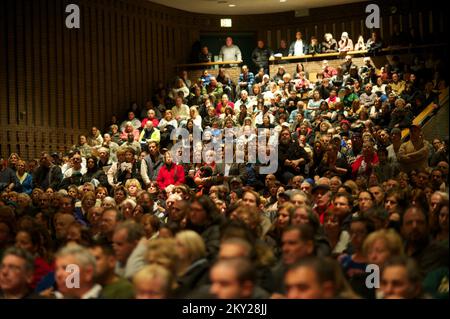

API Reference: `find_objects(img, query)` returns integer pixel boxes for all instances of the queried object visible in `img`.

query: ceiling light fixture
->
[228,4,236,7]
[280,0,287,2]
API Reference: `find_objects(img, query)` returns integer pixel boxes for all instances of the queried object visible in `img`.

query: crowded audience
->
[0,30,448,300]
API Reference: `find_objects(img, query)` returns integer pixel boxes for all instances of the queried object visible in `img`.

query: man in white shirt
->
[289,32,306,56]
[219,37,242,66]
[63,153,87,178]
[234,90,250,115]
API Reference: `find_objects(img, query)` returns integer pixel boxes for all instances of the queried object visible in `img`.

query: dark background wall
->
[199,32,256,68]
[1,0,447,159]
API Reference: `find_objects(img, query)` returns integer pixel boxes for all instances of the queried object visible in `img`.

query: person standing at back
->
[289,32,307,57]
[219,37,242,67]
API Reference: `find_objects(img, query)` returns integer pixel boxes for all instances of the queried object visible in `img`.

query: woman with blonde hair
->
[354,35,366,51]
[101,196,116,209]
[173,230,209,297]
[189,106,202,128]
[8,153,21,170]
[15,160,33,195]
[133,264,175,299]
[158,110,178,131]
[362,228,404,267]
[124,178,142,200]
[147,238,179,276]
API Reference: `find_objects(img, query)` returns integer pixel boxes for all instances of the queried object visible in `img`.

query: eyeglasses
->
[0,264,23,272]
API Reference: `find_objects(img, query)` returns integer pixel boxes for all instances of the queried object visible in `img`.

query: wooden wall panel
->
[103,7,112,125]
[116,8,125,118]
[109,8,118,120]
[90,5,99,129]
[0,1,7,160]
[55,0,64,139]
[7,0,17,127]
[23,0,33,159]
[74,3,83,131]
[97,7,106,128]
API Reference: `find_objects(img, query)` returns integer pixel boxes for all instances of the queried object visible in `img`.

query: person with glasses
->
[357,190,375,214]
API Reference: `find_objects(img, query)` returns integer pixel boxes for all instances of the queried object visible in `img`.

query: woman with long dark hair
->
[384,188,408,231]
[185,195,224,261]
[15,225,53,289]
[81,156,107,187]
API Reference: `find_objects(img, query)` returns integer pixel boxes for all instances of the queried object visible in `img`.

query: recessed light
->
[228,4,236,7]
[280,0,287,2]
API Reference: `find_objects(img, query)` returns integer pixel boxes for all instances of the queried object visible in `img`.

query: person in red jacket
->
[351,140,379,179]
[156,151,185,189]
[14,226,53,290]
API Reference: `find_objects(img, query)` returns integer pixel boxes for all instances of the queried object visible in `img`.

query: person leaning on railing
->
[322,33,338,53]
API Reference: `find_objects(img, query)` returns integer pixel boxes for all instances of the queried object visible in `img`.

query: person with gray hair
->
[338,32,354,52]
[289,189,311,207]
[112,220,145,279]
[54,244,102,299]
[0,247,35,299]
[322,33,338,53]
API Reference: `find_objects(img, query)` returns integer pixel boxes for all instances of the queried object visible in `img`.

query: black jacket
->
[322,39,338,53]
[278,140,310,176]
[173,258,210,298]
[306,43,322,55]
[252,46,273,69]
[0,167,20,192]
[33,165,63,190]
